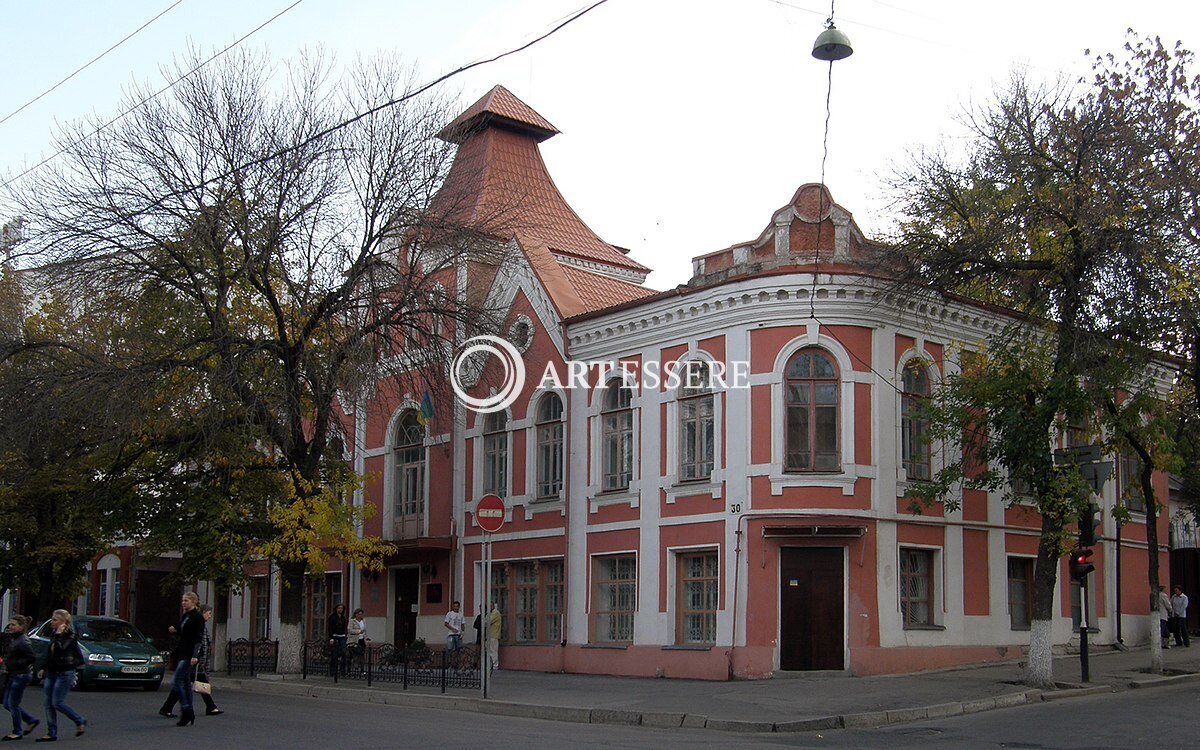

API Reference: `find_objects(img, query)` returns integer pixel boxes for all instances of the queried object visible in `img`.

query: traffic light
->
[1069,548,1095,581]
[1078,502,1101,546]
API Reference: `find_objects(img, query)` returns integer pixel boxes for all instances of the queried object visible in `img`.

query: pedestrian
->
[2,615,39,741]
[444,601,464,664]
[327,604,348,677]
[472,613,482,645]
[348,608,368,658]
[160,591,204,726]
[36,610,87,741]
[1157,585,1173,649]
[486,602,501,672]
[159,604,222,717]
[1170,585,1190,648]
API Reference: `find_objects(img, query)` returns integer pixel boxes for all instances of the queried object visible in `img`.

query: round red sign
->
[475,493,506,533]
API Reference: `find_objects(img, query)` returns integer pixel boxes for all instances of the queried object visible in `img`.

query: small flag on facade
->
[417,390,434,426]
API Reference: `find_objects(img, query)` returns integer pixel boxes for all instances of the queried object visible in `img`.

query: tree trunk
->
[1142,459,1164,674]
[1023,514,1061,688]
[276,560,306,673]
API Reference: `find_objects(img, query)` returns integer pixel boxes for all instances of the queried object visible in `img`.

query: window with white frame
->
[393,410,426,519]
[676,550,718,645]
[536,393,564,499]
[899,547,935,628]
[483,411,508,498]
[601,384,634,492]
[1117,451,1146,512]
[901,361,932,481]
[1007,557,1033,629]
[592,555,636,643]
[679,362,715,481]
[784,348,840,472]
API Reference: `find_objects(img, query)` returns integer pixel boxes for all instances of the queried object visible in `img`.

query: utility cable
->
[0,0,187,129]
[1,0,304,190]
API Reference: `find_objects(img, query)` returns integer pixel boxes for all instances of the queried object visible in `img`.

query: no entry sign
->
[476,493,506,533]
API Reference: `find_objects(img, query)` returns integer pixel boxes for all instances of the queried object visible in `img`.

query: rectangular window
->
[395,445,424,517]
[99,582,108,618]
[679,396,715,481]
[899,548,935,628]
[1007,557,1033,629]
[515,563,539,643]
[483,432,508,498]
[676,551,718,645]
[250,577,269,640]
[544,561,564,643]
[490,564,509,644]
[901,398,931,481]
[593,555,636,643]
[1118,452,1146,513]
[537,421,564,498]
[602,412,634,491]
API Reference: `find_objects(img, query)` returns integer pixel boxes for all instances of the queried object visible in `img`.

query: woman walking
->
[158,604,221,718]
[37,610,86,742]
[2,615,38,741]
[327,604,348,677]
[161,592,204,727]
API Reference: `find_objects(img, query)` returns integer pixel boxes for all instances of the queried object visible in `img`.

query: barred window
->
[593,555,636,643]
[899,548,934,627]
[676,551,718,644]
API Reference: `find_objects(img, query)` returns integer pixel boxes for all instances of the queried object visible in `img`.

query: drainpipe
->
[561,318,572,659]
[1115,520,1123,644]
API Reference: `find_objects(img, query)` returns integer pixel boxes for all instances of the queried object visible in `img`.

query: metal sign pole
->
[1080,576,1090,682]
[482,534,491,699]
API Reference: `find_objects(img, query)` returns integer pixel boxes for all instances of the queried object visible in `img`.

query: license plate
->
[121,666,149,674]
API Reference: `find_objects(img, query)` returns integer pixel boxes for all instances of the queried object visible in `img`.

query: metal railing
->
[301,641,481,692]
[226,638,279,675]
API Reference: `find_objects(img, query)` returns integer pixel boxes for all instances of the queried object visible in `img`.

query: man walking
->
[444,601,464,666]
[1170,585,1190,647]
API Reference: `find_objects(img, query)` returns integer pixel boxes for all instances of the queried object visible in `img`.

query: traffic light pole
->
[1080,576,1090,683]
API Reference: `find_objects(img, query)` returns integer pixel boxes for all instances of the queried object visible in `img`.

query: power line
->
[0,0,187,129]
[2,0,611,213]
[1,0,304,190]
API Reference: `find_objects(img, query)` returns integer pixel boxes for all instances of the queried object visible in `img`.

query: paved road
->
[7,681,1196,749]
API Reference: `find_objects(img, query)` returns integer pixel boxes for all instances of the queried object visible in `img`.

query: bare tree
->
[3,49,515,668]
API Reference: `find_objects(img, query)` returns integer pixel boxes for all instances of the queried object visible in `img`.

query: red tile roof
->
[438,85,560,144]
[559,263,657,313]
[432,87,651,317]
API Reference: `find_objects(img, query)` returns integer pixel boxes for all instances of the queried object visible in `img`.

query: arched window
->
[536,393,564,499]
[483,411,508,498]
[901,361,931,481]
[393,411,426,533]
[601,383,634,491]
[784,349,839,472]
[678,361,714,481]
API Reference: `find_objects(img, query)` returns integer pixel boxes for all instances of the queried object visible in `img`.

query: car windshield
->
[76,620,145,642]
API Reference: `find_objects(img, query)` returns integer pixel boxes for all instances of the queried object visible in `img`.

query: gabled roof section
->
[432,86,652,318]
[437,85,560,144]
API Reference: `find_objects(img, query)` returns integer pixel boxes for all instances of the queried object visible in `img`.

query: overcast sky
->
[1,1,1194,288]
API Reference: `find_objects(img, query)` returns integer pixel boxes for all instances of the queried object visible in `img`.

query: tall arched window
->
[393,410,425,537]
[784,349,839,472]
[602,383,634,491]
[901,361,931,481]
[536,393,564,499]
[679,361,714,481]
[483,411,508,498]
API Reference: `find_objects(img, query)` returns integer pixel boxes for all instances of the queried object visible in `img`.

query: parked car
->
[29,616,165,691]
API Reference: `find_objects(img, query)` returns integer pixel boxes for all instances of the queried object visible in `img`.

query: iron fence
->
[227,638,279,675]
[302,640,481,692]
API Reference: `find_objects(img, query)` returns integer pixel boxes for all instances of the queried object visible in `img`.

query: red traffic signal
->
[1069,548,1095,580]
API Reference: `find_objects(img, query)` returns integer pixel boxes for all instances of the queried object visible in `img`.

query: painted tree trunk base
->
[1150,613,1164,675]
[276,621,303,674]
[1022,618,1055,688]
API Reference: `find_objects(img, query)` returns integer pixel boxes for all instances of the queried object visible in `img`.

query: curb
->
[1127,671,1200,690]
[221,677,1110,734]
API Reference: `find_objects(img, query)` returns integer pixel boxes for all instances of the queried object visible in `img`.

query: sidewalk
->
[223,645,1200,733]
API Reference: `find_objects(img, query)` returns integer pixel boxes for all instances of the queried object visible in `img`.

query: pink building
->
[224,86,1171,679]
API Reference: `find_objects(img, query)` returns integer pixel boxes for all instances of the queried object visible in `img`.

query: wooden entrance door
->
[392,568,419,647]
[779,547,844,670]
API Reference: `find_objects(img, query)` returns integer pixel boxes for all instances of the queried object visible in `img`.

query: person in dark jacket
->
[2,615,38,740]
[36,610,87,741]
[161,592,204,727]
[327,604,348,677]
[159,604,221,717]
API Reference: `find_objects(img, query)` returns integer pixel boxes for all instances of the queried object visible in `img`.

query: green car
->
[30,616,165,691]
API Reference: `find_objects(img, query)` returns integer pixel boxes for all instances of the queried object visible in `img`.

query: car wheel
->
[143,681,162,692]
